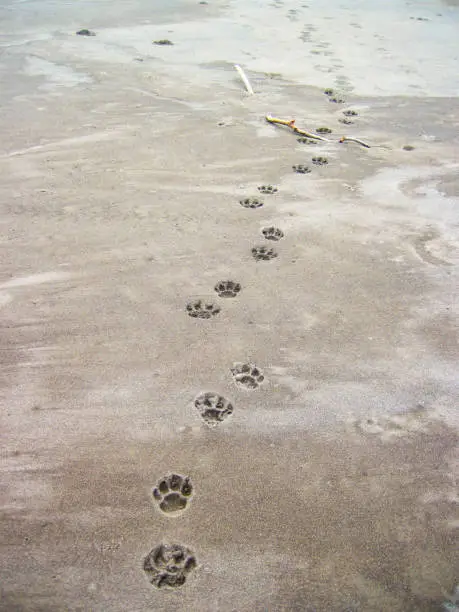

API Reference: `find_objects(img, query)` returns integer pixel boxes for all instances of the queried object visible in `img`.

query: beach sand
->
[1,0,458,610]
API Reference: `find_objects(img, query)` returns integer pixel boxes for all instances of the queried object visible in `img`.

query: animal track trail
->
[258,184,278,194]
[194,391,234,426]
[231,362,265,390]
[251,245,278,261]
[262,226,284,241]
[214,280,241,298]
[143,543,197,588]
[186,299,221,319]
[240,197,263,209]
[292,164,311,174]
[152,474,193,514]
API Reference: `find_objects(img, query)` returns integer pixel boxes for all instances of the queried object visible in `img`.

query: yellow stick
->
[265,115,329,141]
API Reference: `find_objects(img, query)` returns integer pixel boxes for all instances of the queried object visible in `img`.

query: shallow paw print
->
[339,118,354,125]
[316,126,332,134]
[343,109,358,117]
[297,137,319,145]
[292,164,311,174]
[152,474,193,514]
[329,94,346,103]
[251,245,278,261]
[323,88,334,96]
[312,156,328,166]
[257,184,278,194]
[186,300,220,319]
[355,408,432,441]
[214,280,241,298]
[240,197,263,209]
[231,362,265,390]
[143,543,197,589]
[194,391,234,426]
[262,226,284,241]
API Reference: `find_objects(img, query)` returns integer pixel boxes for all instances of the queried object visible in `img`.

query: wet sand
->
[1,1,459,610]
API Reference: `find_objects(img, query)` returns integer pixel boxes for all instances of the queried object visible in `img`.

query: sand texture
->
[1,0,459,610]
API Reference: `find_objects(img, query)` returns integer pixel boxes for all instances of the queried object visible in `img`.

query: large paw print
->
[257,185,278,194]
[297,137,319,145]
[292,164,311,174]
[262,226,284,241]
[231,362,265,390]
[251,245,278,261]
[152,474,193,514]
[214,280,241,298]
[312,156,328,166]
[143,543,197,589]
[240,197,263,209]
[186,300,220,319]
[194,391,234,426]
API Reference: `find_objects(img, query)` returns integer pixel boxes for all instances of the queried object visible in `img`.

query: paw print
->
[186,300,220,319]
[194,391,234,426]
[339,118,354,125]
[231,362,265,390]
[292,164,311,174]
[240,197,263,209]
[152,474,193,514]
[316,126,332,134]
[214,280,241,298]
[312,156,328,166]
[251,245,278,261]
[329,94,346,103]
[143,543,197,589]
[257,185,278,194]
[262,226,284,241]
[343,109,358,116]
[297,137,319,145]
[323,88,334,96]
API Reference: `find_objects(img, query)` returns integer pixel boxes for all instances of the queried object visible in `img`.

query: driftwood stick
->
[234,64,254,95]
[265,115,329,141]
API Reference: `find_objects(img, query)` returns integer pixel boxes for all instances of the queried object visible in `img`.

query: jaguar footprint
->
[143,543,197,588]
[186,300,220,319]
[231,362,265,390]
[152,474,193,514]
[262,226,284,241]
[214,280,241,298]
[252,245,278,261]
[194,391,234,426]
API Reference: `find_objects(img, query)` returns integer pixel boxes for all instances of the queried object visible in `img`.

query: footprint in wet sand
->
[297,137,319,145]
[186,300,221,319]
[251,245,278,261]
[343,109,358,117]
[152,474,193,514]
[258,185,278,194]
[339,118,354,125]
[316,126,332,134]
[194,391,234,426]
[262,226,284,241]
[214,280,241,298]
[354,406,435,441]
[143,543,197,588]
[412,228,452,266]
[231,362,265,390]
[292,164,311,174]
[312,156,328,166]
[240,197,264,209]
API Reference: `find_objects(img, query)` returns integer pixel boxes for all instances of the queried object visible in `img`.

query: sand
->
[1,0,459,610]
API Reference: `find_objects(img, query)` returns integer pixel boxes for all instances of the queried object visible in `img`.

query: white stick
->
[234,64,254,95]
